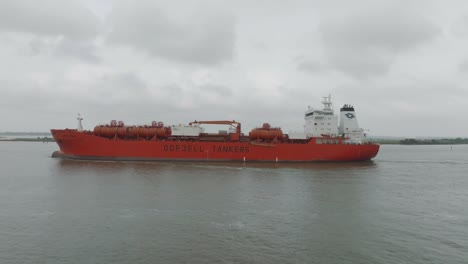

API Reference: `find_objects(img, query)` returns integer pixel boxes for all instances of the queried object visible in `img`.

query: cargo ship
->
[51,96,379,162]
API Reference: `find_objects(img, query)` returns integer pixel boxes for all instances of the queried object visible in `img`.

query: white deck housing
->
[171,125,204,136]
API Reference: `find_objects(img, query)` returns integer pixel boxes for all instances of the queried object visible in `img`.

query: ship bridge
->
[304,95,338,138]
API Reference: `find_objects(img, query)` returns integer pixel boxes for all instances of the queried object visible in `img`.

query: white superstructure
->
[304,95,338,137]
[299,96,367,143]
[172,124,204,136]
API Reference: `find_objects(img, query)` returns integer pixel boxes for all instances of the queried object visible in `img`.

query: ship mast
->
[322,95,333,113]
[77,113,83,132]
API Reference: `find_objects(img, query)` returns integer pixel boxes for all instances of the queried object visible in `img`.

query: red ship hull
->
[51,129,379,162]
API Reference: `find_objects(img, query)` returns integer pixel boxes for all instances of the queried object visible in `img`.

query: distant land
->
[1,132,467,145]
[369,137,468,145]
[397,138,468,145]
[0,137,55,142]
[0,132,51,136]
[0,132,53,142]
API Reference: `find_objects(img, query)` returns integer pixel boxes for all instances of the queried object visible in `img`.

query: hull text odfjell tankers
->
[51,96,379,162]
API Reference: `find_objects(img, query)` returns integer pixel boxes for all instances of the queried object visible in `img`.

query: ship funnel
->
[339,105,365,142]
[77,113,83,132]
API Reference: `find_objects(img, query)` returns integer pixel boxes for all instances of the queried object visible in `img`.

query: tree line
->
[399,138,468,145]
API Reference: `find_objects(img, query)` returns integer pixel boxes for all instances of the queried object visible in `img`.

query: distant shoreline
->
[372,138,468,145]
[0,137,55,142]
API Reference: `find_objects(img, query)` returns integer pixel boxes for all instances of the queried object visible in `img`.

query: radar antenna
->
[77,113,83,131]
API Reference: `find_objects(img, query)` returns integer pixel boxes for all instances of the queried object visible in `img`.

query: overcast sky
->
[0,0,467,137]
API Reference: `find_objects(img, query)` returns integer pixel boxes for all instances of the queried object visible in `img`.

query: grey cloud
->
[0,0,99,63]
[201,84,233,96]
[319,5,440,78]
[0,79,73,121]
[153,83,233,111]
[459,59,468,72]
[0,0,98,40]
[296,60,325,72]
[321,12,438,52]
[27,38,50,56]
[53,38,100,63]
[108,1,236,65]
[93,72,148,103]
[0,0,466,137]
[451,14,468,37]
[26,37,100,63]
[0,72,148,108]
[159,84,183,95]
[327,50,392,78]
